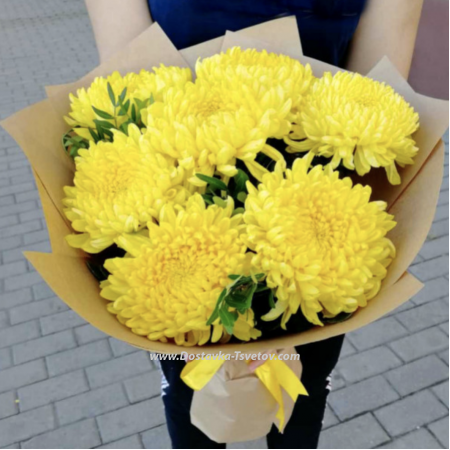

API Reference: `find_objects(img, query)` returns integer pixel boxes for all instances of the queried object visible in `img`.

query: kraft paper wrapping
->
[190,348,302,443]
[1,18,448,358]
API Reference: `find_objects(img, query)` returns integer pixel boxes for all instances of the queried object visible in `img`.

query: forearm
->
[346,0,424,78]
[85,0,153,63]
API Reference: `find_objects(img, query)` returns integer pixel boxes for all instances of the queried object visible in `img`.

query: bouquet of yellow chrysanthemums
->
[58,44,420,347]
[2,18,447,443]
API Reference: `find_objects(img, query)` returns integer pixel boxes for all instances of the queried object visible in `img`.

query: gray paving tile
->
[228,437,267,449]
[432,380,449,408]
[411,276,448,305]
[21,418,101,449]
[124,370,161,404]
[347,317,408,350]
[18,370,89,411]
[86,352,153,389]
[378,428,442,449]
[328,376,399,421]
[0,391,19,420]
[0,359,47,394]
[97,397,165,444]
[99,434,144,449]
[322,407,339,429]
[319,414,389,449]
[395,299,449,332]
[428,417,449,448]
[0,405,55,448]
[410,255,449,281]
[141,425,172,449]
[375,390,447,437]
[338,346,402,383]
[40,309,86,335]
[389,327,449,362]
[385,355,448,396]
[55,383,129,426]
[12,329,76,364]
[46,338,113,376]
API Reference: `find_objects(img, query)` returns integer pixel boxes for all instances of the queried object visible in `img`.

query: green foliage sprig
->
[206,274,269,334]
[62,82,155,158]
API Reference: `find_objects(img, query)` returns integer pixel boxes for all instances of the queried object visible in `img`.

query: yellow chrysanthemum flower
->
[243,154,396,327]
[196,46,315,120]
[65,66,192,140]
[143,78,290,184]
[285,72,419,185]
[63,125,189,253]
[100,194,261,346]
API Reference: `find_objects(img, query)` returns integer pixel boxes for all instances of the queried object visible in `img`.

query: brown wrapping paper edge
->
[1,100,76,235]
[382,140,445,288]
[183,17,303,68]
[45,16,303,100]
[24,244,422,355]
[47,23,189,121]
[181,16,302,69]
[33,169,83,257]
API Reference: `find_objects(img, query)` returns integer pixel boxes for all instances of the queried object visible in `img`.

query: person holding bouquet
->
[83,1,423,448]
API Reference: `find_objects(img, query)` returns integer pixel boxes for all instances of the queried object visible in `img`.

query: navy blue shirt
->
[148,0,366,67]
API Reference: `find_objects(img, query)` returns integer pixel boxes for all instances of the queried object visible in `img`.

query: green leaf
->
[62,131,71,151]
[92,106,114,120]
[135,98,148,110]
[268,290,276,309]
[234,169,249,195]
[219,308,238,335]
[225,293,248,309]
[213,196,227,208]
[69,145,80,158]
[119,122,129,135]
[231,275,252,288]
[118,87,127,105]
[118,99,130,116]
[228,274,241,281]
[237,192,247,203]
[89,128,99,142]
[255,284,270,292]
[201,194,213,205]
[232,207,245,217]
[107,82,116,106]
[196,174,228,191]
[93,119,115,129]
[206,288,227,326]
[131,104,137,123]
[253,273,265,281]
[322,312,354,324]
[149,93,155,105]
[95,122,105,141]
[102,128,113,140]
[68,136,86,144]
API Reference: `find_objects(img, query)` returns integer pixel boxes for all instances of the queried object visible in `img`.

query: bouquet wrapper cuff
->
[184,348,305,443]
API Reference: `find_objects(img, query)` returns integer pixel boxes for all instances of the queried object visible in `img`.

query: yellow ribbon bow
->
[181,355,308,430]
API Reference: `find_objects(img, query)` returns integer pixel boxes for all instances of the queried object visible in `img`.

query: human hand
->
[248,350,276,372]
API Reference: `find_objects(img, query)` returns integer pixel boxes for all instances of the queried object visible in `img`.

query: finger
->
[248,350,273,372]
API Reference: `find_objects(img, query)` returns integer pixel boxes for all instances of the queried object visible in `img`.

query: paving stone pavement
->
[0,1,448,448]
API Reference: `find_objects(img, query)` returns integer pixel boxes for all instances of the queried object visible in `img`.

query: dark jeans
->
[159,334,345,449]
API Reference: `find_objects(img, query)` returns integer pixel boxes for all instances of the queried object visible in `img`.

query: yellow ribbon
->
[181,355,308,430]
